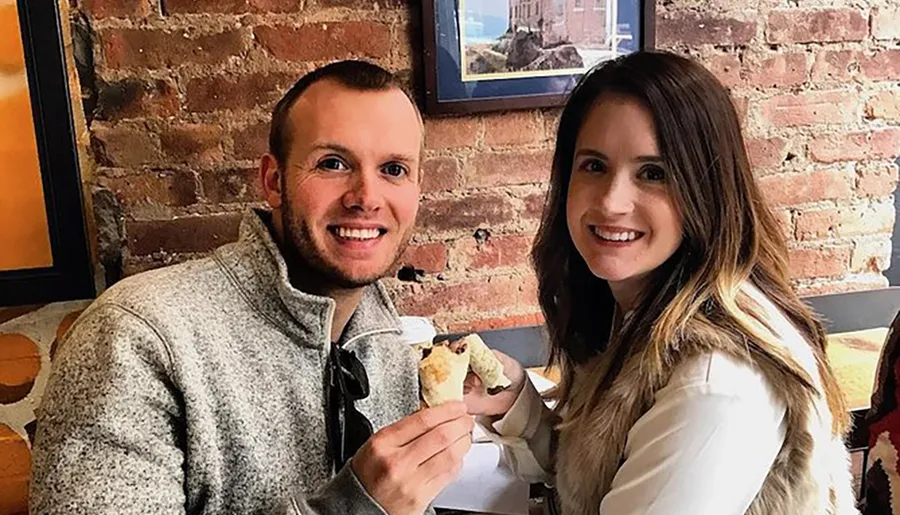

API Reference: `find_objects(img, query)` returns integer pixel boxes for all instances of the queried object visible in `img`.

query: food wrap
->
[416,334,513,407]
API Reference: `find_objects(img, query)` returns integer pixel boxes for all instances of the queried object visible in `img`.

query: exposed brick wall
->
[71,0,899,332]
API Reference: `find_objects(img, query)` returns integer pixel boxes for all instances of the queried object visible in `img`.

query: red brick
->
[524,192,547,221]
[810,130,900,163]
[468,150,552,188]
[795,208,838,241]
[808,133,868,164]
[857,163,900,198]
[160,123,224,167]
[746,136,789,171]
[703,54,741,88]
[872,7,900,40]
[81,0,148,18]
[521,274,539,305]
[483,111,543,146]
[758,170,853,206]
[96,78,180,121]
[395,278,522,317]
[163,0,300,14]
[100,28,247,69]
[318,0,408,7]
[766,9,867,44]
[454,234,532,271]
[422,157,463,194]
[201,168,262,204]
[254,22,390,62]
[185,73,293,113]
[127,212,242,255]
[811,51,855,82]
[657,12,757,47]
[859,50,900,82]
[795,203,894,240]
[398,243,448,274]
[543,109,562,139]
[812,50,900,82]
[760,90,858,127]
[788,246,851,278]
[744,53,808,88]
[775,210,793,242]
[423,117,479,150]
[866,91,900,121]
[418,193,516,232]
[232,122,269,161]
[852,240,892,273]
[99,171,198,209]
[447,311,544,333]
[91,124,160,168]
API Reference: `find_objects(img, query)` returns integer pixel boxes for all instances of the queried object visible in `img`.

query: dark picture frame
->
[0,0,94,306]
[421,0,656,115]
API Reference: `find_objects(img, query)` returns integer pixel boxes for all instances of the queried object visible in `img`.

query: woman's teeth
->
[335,227,381,240]
[593,228,639,242]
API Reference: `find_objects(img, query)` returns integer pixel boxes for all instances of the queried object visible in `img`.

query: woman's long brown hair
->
[532,51,850,435]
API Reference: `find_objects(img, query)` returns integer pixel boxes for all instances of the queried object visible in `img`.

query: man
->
[30,61,473,514]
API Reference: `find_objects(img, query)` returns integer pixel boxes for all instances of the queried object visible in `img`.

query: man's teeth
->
[335,227,381,240]
[593,228,639,242]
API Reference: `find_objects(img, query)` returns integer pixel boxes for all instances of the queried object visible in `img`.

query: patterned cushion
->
[862,311,900,515]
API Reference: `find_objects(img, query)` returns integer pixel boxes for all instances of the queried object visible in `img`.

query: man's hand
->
[351,401,473,514]
[462,349,526,417]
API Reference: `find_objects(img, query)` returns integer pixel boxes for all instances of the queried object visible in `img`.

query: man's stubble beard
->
[280,194,412,290]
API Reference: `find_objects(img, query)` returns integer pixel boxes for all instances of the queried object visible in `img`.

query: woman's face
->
[566,93,684,305]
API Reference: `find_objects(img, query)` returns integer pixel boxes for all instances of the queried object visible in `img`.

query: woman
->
[466,51,857,514]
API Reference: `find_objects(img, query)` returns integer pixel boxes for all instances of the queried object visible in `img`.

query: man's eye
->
[318,158,348,171]
[640,165,666,182]
[383,163,408,178]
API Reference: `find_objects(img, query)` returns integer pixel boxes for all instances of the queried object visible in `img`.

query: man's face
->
[269,80,422,289]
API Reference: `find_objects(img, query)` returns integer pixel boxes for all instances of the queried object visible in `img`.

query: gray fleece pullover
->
[29,210,428,514]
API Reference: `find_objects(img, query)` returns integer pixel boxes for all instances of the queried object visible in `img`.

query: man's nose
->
[342,170,383,212]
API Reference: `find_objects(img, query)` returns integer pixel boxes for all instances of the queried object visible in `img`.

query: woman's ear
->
[259,153,283,209]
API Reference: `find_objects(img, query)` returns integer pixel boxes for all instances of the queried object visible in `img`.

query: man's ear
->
[259,153,283,208]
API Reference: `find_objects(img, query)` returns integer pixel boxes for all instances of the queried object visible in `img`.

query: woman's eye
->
[580,159,606,173]
[318,158,348,171]
[640,165,666,182]
[383,163,408,178]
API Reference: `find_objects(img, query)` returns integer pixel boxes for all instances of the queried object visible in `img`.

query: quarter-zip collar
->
[213,209,401,349]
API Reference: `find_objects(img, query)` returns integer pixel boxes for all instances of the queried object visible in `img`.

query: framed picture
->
[0,0,94,306]
[421,0,656,115]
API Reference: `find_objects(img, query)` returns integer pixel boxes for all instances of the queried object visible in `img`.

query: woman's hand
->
[461,349,526,417]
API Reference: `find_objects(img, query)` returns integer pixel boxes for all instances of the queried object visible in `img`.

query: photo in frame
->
[421,0,656,115]
[0,0,94,306]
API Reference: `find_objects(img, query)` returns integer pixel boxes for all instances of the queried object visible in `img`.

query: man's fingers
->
[377,401,468,445]
[402,415,474,466]
[419,432,472,491]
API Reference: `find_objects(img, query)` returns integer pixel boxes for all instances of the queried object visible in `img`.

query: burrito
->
[418,342,470,407]
[459,334,512,394]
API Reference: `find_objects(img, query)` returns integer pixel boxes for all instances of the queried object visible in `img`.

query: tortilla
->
[460,334,512,394]
[418,342,470,407]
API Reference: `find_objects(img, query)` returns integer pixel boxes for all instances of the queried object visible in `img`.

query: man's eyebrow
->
[384,152,418,163]
[309,142,354,155]
[310,143,417,164]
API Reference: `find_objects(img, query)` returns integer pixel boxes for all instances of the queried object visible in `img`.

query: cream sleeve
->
[488,377,557,484]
